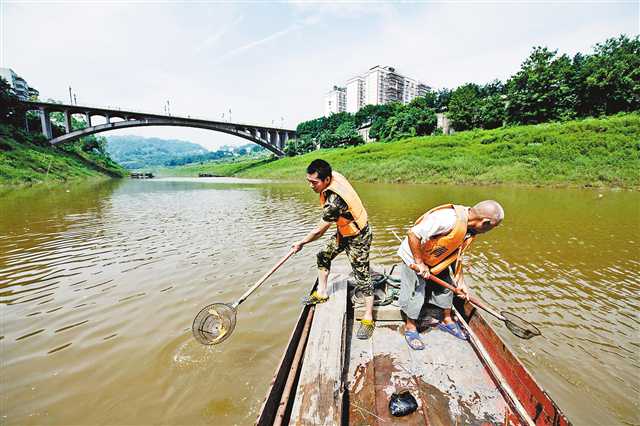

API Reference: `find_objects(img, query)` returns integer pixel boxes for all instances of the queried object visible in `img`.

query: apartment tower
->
[324,86,347,116]
[325,66,430,116]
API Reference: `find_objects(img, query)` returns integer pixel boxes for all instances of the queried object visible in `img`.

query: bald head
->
[468,200,504,234]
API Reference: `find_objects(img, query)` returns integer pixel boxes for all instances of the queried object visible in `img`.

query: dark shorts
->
[398,263,456,320]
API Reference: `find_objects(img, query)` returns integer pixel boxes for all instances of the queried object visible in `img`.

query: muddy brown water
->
[0,178,638,425]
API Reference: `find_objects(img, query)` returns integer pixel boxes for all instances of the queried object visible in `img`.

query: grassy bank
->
[152,156,275,177]
[0,124,127,187]
[175,113,638,188]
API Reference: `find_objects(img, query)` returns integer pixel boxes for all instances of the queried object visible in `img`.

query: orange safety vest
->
[414,204,474,274]
[319,172,368,237]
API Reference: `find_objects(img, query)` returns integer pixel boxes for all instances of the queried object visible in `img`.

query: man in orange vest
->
[397,200,504,350]
[292,159,375,340]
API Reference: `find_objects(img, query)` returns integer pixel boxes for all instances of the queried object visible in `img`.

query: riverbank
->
[152,155,273,178]
[0,124,127,187]
[168,113,639,188]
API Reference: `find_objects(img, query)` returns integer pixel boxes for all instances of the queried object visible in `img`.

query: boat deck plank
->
[289,272,349,426]
[346,321,510,425]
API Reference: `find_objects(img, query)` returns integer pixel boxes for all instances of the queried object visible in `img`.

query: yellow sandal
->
[302,291,329,306]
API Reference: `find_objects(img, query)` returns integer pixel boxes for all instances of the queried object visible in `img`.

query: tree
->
[576,34,640,116]
[435,88,452,112]
[334,121,364,146]
[284,136,317,156]
[477,80,507,129]
[408,91,437,110]
[478,94,506,129]
[447,83,482,131]
[506,47,577,124]
[378,106,437,140]
[368,116,387,141]
[0,78,24,127]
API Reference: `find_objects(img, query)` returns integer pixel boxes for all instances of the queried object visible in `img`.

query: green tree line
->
[287,34,639,156]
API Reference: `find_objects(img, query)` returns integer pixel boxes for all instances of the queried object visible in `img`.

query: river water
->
[0,178,638,425]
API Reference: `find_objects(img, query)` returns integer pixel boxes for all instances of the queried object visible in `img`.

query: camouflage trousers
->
[317,224,373,297]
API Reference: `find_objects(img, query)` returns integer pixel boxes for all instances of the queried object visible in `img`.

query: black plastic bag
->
[388,390,418,417]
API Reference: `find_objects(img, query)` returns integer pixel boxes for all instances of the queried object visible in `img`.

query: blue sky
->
[2,1,638,150]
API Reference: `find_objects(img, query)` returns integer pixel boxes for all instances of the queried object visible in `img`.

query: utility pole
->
[228,109,232,122]
[73,94,77,105]
[68,86,73,104]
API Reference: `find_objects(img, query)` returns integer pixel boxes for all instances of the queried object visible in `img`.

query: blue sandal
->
[404,330,425,350]
[438,322,468,340]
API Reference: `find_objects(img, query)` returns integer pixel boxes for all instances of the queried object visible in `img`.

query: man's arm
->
[408,231,430,279]
[292,221,332,253]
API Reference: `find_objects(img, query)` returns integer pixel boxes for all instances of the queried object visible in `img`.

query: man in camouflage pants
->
[292,159,375,340]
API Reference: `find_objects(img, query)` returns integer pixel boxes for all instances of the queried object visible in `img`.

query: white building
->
[329,65,431,114]
[324,86,346,116]
[346,76,366,113]
[0,67,36,100]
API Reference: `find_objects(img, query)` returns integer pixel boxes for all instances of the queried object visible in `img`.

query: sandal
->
[356,319,375,340]
[302,291,329,306]
[437,322,468,340]
[404,330,425,350]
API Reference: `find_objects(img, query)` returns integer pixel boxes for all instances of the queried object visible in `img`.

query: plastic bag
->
[388,390,418,417]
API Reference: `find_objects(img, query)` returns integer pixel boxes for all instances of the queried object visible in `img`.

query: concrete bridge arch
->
[22,101,296,157]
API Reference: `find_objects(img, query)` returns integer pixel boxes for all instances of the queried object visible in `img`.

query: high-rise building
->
[324,86,346,116]
[0,68,37,101]
[346,76,366,113]
[328,65,430,114]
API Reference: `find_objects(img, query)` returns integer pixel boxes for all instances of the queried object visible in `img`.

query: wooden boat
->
[256,264,571,426]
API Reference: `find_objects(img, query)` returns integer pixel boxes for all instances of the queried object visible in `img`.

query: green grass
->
[0,124,128,187]
[181,113,638,188]
[152,156,276,177]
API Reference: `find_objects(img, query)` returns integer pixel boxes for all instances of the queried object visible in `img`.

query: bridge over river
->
[21,101,297,157]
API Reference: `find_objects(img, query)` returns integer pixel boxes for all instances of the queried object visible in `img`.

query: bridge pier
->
[64,110,72,133]
[282,131,289,148]
[39,107,53,139]
[85,112,92,127]
[105,113,111,124]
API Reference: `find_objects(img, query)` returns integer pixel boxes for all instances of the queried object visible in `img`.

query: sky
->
[2,0,638,150]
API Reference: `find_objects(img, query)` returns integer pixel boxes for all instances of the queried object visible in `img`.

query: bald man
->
[397,200,504,350]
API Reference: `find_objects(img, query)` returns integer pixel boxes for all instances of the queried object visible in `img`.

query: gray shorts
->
[398,263,456,320]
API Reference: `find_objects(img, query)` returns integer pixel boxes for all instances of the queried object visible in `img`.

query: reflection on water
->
[0,178,638,425]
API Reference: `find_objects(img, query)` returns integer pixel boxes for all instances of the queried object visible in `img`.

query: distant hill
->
[105,136,209,169]
[105,135,267,169]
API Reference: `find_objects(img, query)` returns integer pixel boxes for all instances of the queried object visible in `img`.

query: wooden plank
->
[289,273,349,425]
[256,303,314,426]
[370,324,430,425]
[354,303,403,321]
[408,321,510,425]
[347,324,379,426]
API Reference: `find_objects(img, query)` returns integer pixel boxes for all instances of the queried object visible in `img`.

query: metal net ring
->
[501,311,541,340]
[192,303,237,345]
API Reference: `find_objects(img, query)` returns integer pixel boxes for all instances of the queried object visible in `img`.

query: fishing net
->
[501,311,541,340]
[192,303,237,345]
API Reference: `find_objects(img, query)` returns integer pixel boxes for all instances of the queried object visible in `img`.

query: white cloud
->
[193,14,244,54]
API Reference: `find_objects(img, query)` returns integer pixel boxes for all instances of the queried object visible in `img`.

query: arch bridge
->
[22,101,296,157]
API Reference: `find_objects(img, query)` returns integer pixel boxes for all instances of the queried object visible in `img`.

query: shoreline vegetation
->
[157,113,640,189]
[0,123,127,188]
